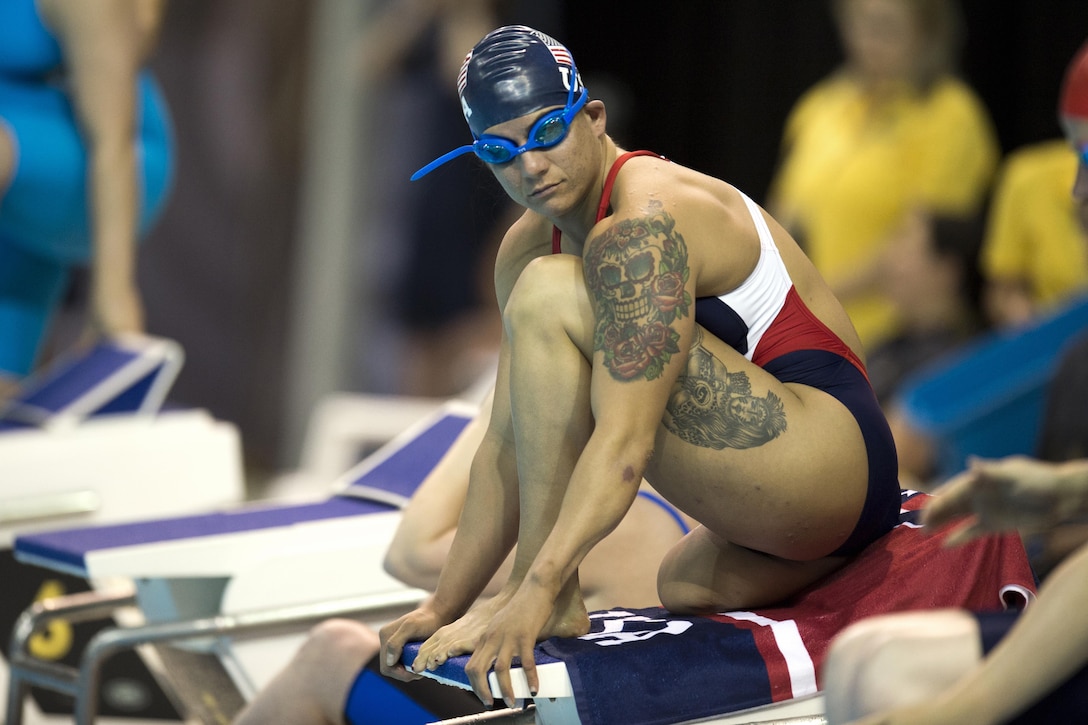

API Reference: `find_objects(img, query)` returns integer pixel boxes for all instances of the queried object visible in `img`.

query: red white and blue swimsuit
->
[556,151,901,556]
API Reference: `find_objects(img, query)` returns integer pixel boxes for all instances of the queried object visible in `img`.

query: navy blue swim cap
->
[458,25,586,137]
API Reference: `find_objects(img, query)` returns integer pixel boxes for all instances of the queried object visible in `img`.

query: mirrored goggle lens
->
[532,113,568,146]
[475,141,516,164]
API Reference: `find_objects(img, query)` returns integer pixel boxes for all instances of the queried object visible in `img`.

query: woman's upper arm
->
[583,201,697,436]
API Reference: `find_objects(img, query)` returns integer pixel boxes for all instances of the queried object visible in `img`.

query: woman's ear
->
[584,99,608,136]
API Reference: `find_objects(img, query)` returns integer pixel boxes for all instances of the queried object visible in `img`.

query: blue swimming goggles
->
[410,86,588,181]
[1079,142,1088,166]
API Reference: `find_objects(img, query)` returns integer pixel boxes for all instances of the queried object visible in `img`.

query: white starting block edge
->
[0,408,245,547]
[403,642,572,700]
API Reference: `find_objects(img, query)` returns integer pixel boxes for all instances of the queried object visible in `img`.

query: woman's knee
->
[656,527,848,612]
[656,529,741,613]
[504,255,588,334]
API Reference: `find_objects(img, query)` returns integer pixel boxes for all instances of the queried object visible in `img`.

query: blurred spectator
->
[822,39,1088,724]
[865,208,986,406]
[980,139,1088,328]
[136,0,313,473]
[355,0,513,398]
[0,0,173,399]
[768,0,998,351]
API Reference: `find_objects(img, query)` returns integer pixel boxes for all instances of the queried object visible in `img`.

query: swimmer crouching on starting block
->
[233,388,697,724]
[378,24,903,710]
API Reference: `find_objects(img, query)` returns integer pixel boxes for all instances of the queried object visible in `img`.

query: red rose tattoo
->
[585,210,691,381]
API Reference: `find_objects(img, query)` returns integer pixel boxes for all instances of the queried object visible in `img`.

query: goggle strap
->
[410,144,478,181]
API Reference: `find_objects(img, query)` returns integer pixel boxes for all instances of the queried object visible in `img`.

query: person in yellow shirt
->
[769,0,999,349]
[981,139,1088,328]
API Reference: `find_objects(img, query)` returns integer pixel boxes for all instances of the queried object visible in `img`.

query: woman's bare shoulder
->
[610,158,741,222]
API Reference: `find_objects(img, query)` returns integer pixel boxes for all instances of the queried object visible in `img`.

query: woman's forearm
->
[524,429,646,599]
[428,435,521,619]
[46,0,146,334]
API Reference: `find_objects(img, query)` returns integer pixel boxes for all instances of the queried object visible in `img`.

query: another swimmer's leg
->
[233,619,378,725]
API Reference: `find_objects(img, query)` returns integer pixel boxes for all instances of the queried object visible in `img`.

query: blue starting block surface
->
[14,497,392,575]
[337,405,475,507]
[13,405,474,578]
[0,335,183,430]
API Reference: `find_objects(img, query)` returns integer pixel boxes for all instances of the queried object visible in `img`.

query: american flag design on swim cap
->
[457,25,584,137]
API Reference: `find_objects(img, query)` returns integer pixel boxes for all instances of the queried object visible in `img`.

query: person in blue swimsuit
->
[380,25,902,709]
[0,0,174,397]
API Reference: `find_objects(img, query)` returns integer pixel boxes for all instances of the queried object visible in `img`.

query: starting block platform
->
[6,402,475,724]
[0,335,241,538]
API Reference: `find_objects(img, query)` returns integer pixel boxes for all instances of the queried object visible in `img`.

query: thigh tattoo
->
[664,330,787,449]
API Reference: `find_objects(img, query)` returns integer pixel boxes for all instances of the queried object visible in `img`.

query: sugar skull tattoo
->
[585,207,692,381]
[664,331,787,449]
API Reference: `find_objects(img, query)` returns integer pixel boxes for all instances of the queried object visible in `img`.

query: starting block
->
[0,335,242,534]
[0,334,184,431]
[0,336,246,724]
[6,402,475,724]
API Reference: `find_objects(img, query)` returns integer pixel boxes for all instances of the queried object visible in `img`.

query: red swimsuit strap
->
[551,150,666,254]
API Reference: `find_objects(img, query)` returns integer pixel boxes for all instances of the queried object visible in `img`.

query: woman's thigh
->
[647,328,872,559]
[510,257,877,558]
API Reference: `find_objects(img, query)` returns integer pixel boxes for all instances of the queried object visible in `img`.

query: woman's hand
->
[408,593,510,676]
[463,584,559,708]
[924,456,1087,545]
[378,601,451,682]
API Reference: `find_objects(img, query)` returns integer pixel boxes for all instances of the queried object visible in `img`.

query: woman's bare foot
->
[541,582,590,640]
[415,596,512,671]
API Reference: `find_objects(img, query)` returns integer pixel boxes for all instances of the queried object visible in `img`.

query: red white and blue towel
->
[410,491,1037,725]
